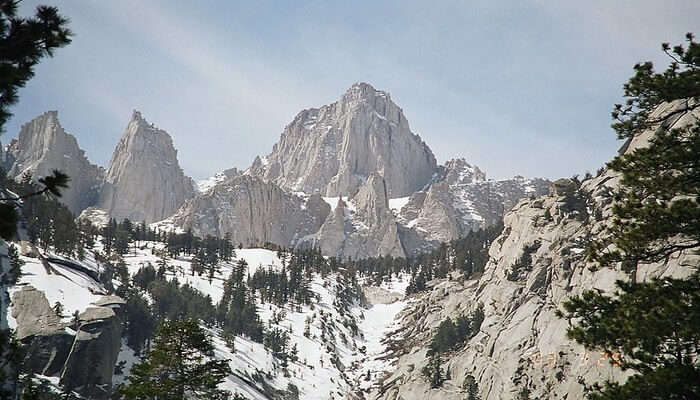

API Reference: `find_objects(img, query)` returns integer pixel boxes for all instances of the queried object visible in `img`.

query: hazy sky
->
[4,1,699,180]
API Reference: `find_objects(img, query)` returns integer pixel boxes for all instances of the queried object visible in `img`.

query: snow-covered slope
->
[8,241,410,399]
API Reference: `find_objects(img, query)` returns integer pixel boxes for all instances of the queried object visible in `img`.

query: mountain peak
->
[98,112,194,223]
[443,158,487,185]
[249,84,438,197]
[7,111,103,213]
[130,109,144,123]
[125,110,167,139]
[343,82,386,98]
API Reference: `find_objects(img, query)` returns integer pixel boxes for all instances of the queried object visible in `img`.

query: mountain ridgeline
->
[2,85,698,399]
[2,83,548,260]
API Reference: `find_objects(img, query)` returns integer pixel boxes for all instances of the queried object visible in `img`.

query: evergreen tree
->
[123,290,156,355]
[563,33,700,399]
[421,355,445,388]
[429,318,459,355]
[562,275,700,399]
[591,33,700,268]
[0,0,72,130]
[52,301,63,317]
[120,319,231,400]
[463,374,481,400]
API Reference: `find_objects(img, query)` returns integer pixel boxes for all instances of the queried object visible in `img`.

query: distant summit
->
[248,82,438,198]
[6,111,103,214]
[6,85,548,258]
[97,110,195,223]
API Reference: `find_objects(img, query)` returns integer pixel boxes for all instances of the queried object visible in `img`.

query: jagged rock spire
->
[6,111,104,214]
[98,110,195,223]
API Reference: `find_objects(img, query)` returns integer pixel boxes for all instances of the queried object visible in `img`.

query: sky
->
[4,0,699,181]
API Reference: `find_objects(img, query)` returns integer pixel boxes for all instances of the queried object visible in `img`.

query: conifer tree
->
[120,319,231,400]
[421,355,445,388]
[563,33,700,399]
[463,374,481,400]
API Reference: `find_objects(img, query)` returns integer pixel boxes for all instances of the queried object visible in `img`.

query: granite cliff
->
[98,111,196,223]
[6,111,104,214]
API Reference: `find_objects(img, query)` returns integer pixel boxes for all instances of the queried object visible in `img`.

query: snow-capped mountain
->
[170,84,549,258]
[3,84,548,259]
[247,82,438,198]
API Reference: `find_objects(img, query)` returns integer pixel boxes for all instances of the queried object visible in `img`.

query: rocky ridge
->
[4,110,196,225]
[368,102,700,400]
[393,159,551,256]
[304,173,406,259]
[169,174,330,247]
[5,84,548,259]
[174,84,548,259]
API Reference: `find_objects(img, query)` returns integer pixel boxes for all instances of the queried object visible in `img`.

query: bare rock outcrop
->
[395,159,550,256]
[306,173,405,259]
[7,111,104,214]
[249,82,438,197]
[98,111,195,223]
[169,175,330,248]
[370,102,700,400]
[11,287,125,399]
[60,304,124,399]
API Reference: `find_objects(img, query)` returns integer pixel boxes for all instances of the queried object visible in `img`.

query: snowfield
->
[8,242,410,399]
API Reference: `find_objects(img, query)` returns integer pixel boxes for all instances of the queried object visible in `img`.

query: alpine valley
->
[0,83,696,399]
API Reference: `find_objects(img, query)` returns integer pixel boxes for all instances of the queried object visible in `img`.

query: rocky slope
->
[98,111,196,223]
[368,102,699,400]
[304,173,406,260]
[394,159,550,256]
[6,111,104,214]
[173,85,547,259]
[168,174,330,247]
[248,82,438,198]
[5,247,126,399]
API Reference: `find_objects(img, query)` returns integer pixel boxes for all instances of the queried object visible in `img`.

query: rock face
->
[61,303,124,399]
[169,175,330,247]
[305,173,405,259]
[98,111,195,223]
[0,140,14,171]
[370,102,700,400]
[394,159,551,256]
[249,82,438,197]
[11,287,125,399]
[7,111,104,214]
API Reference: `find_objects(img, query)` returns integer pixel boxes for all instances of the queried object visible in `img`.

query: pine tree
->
[562,275,700,399]
[463,374,481,400]
[52,301,63,317]
[421,355,445,388]
[563,33,700,399]
[70,310,80,331]
[120,319,231,400]
[591,33,700,268]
